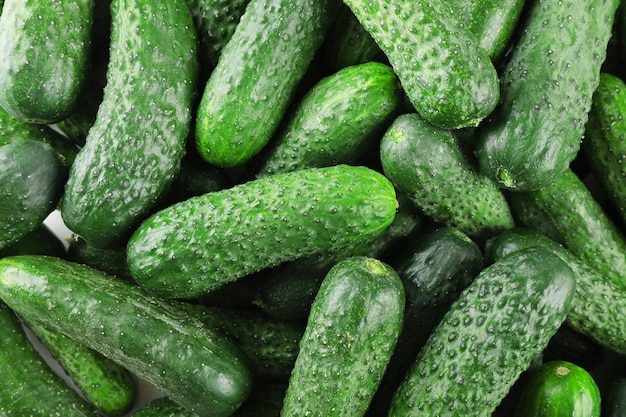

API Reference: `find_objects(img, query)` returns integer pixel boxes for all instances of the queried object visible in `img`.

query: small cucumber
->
[342,0,500,129]
[280,256,405,416]
[513,361,601,417]
[126,165,397,299]
[380,113,514,242]
[475,0,620,190]
[388,246,576,417]
[194,0,338,167]
[60,0,199,248]
[0,255,253,417]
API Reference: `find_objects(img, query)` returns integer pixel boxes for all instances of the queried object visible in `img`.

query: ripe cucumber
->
[388,246,576,417]
[342,0,500,129]
[475,0,620,190]
[0,0,94,123]
[127,165,398,299]
[60,0,199,248]
[194,0,338,167]
[280,256,405,416]
[0,255,253,417]
[380,113,514,242]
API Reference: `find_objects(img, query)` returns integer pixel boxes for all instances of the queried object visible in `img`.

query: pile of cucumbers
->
[2,0,626,415]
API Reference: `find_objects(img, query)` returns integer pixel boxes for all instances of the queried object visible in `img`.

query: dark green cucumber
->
[0,140,66,251]
[0,223,66,259]
[485,227,626,355]
[388,246,576,417]
[475,0,620,191]
[513,361,601,417]
[60,0,199,248]
[55,77,104,147]
[133,396,198,417]
[253,62,402,178]
[66,235,133,281]
[508,168,626,292]
[380,113,514,242]
[194,0,338,167]
[127,164,397,299]
[280,256,405,416]
[606,377,626,417]
[342,0,499,129]
[0,0,94,123]
[0,255,253,417]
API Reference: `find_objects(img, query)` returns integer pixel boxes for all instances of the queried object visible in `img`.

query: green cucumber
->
[513,361,601,417]
[133,397,198,417]
[485,227,626,355]
[475,0,620,191]
[606,377,626,417]
[194,0,338,167]
[55,77,104,147]
[388,246,576,417]
[60,0,199,248]
[0,224,66,259]
[252,62,402,178]
[127,164,398,299]
[342,0,499,129]
[280,256,405,416]
[66,235,133,281]
[380,113,514,242]
[0,255,253,417]
[0,0,94,123]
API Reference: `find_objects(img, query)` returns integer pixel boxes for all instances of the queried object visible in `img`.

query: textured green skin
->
[25,320,136,416]
[486,227,626,355]
[513,361,601,417]
[475,0,620,191]
[60,0,198,249]
[0,255,253,417]
[281,257,405,417]
[194,0,338,167]
[343,0,499,129]
[0,224,66,258]
[0,0,93,123]
[127,165,398,299]
[508,169,626,292]
[254,62,402,178]
[0,141,65,251]
[0,302,100,416]
[388,246,575,417]
[582,72,626,226]
[380,113,514,242]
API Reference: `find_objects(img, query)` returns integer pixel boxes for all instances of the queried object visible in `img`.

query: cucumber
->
[485,227,626,355]
[252,62,403,178]
[60,0,199,248]
[0,224,66,259]
[380,113,514,242]
[66,235,133,281]
[126,164,398,299]
[507,168,626,292]
[475,0,620,191]
[133,396,198,417]
[0,255,253,417]
[280,256,405,416]
[513,360,601,417]
[342,0,499,129]
[0,140,66,251]
[194,0,338,167]
[542,325,604,372]
[55,77,104,147]
[606,377,626,417]
[387,246,576,417]
[0,301,100,416]
[0,0,94,123]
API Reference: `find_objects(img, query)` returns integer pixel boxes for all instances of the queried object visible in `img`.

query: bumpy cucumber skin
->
[254,62,402,178]
[343,0,499,129]
[475,0,620,191]
[281,257,405,417]
[60,0,198,249]
[194,0,338,167]
[0,0,93,123]
[508,169,626,292]
[0,302,100,417]
[582,72,626,226]
[127,165,397,299]
[388,247,575,417]
[380,113,514,241]
[0,255,253,417]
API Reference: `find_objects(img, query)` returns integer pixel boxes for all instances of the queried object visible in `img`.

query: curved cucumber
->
[60,0,199,248]
[127,165,398,299]
[0,0,94,123]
